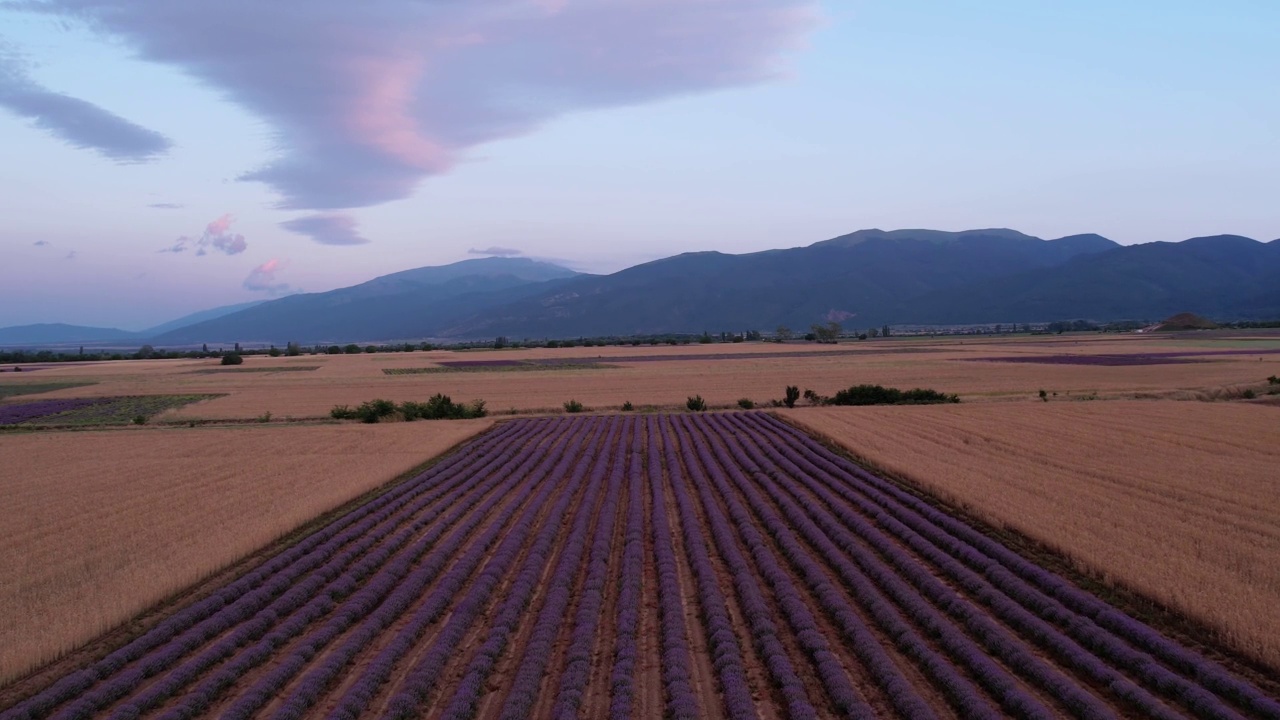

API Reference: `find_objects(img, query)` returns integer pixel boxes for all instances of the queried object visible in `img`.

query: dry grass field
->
[783,401,1280,670]
[0,420,490,684]
[6,333,1277,421]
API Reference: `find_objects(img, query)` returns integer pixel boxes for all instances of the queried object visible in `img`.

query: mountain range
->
[3,229,1278,347]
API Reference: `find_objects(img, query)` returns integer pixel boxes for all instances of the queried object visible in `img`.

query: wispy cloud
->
[243,258,293,295]
[64,250,77,260]
[148,202,184,209]
[159,213,249,255]
[20,1,816,211]
[33,239,50,246]
[0,42,171,162]
[468,246,523,257]
[280,213,369,246]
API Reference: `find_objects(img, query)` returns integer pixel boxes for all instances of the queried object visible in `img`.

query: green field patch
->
[383,363,617,375]
[26,394,224,426]
[0,381,97,400]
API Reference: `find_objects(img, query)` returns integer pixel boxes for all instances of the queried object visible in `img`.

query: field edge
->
[769,408,1280,696]
[0,419,501,705]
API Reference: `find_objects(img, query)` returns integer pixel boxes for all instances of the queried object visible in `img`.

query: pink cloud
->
[205,213,233,236]
[25,0,818,213]
[159,213,249,255]
[243,258,293,295]
[279,213,369,246]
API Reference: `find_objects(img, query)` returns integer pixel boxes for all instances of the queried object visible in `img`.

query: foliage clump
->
[564,399,584,413]
[220,353,243,366]
[330,394,486,423]
[783,385,800,408]
[737,398,755,409]
[828,384,959,406]
[686,395,707,412]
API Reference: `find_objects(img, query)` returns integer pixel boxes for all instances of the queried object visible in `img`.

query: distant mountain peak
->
[814,227,1040,248]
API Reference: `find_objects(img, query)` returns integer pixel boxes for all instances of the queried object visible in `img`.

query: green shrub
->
[686,395,707,412]
[1039,389,1048,401]
[132,415,146,425]
[621,401,634,411]
[220,353,243,366]
[330,404,357,419]
[783,385,800,408]
[564,399,584,413]
[1268,375,1279,386]
[1242,388,1257,399]
[402,394,486,420]
[737,398,755,409]
[353,398,398,423]
[828,384,959,406]
[267,347,282,357]
[257,411,272,423]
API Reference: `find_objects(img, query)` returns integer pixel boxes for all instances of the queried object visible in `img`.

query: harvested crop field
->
[4,413,1277,719]
[784,402,1280,672]
[7,334,1279,422]
[0,420,492,684]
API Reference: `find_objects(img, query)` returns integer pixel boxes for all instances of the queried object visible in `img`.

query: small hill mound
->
[1156,312,1218,331]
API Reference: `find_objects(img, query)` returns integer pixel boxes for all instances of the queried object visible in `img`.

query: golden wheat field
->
[0,420,490,684]
[8,334,1278,421]
[783,401,1280,670]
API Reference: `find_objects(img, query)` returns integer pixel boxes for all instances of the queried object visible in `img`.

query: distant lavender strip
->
[0,398,105,425]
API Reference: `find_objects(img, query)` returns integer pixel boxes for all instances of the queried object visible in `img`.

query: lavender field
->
[3,413,1277,719]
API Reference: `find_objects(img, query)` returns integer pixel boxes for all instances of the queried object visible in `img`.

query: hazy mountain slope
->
[149,257,581,344]
[0,324,138,346]
[140,300,267,336]
[898,235,1280,323]
[444,229,1120,337]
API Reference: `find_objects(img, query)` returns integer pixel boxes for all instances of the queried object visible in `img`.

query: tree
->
[810,322,840,343]
[221,353,244,366]
[135,344,156,359]
[868,327,880,338]
[776,326,794,342]
[881,324,891,338]
[494,336,508,349]
[784,385,800,408]
[286,342,301,356]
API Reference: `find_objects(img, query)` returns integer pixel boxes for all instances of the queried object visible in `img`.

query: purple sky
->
[1,1,1277,329]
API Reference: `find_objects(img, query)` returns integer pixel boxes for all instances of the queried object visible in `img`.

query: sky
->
[1,0,1277,330]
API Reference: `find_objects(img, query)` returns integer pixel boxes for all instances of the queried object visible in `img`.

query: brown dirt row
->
[359,424,592,720]
[684,416,963,719]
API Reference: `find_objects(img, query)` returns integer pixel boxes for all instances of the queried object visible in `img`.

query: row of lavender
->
[692,412,1280,719]
[5,413,1278,719]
